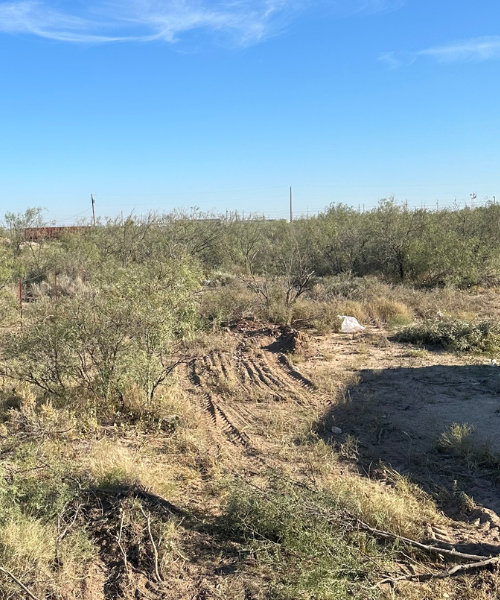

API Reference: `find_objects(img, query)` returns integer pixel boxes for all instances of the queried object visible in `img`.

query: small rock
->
[331,426,342,434]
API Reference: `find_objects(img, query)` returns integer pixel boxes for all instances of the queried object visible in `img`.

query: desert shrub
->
[219,479,389,600]
[0,285,19,327]
[0,444,95,598]
[2,258,201,407]
[314,275,384,301]
[290,299,342,333]
[199,279,261,328]
[395,319,500,353]
[7,393,77,441]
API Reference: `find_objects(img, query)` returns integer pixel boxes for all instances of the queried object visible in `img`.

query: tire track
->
[257,352,310,402]
[215,404,252,448]
[277,354,316,389]
[240,359,266,389]
[189,360,217,425]
[188,359,252,448]
[238,356,291,402]
[249,358,281,389]
[212,351,231,380]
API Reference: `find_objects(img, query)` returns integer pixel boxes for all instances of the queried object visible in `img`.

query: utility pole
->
[289,187,293,223]
[91,194,96,227]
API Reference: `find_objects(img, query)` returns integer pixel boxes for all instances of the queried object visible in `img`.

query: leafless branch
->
[356,518,494,563]
[0,567,41,600]
[140,507,162,583]
[117,509,129,576]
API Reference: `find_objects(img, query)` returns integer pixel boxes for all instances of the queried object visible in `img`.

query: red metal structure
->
[22,226,88,241]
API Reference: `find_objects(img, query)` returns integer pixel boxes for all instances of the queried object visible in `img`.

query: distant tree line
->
[2,199,500,290]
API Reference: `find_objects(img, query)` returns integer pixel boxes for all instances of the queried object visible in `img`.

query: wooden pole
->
[91,194,96,227]
[289,187,293,223]
[18,278,22,325]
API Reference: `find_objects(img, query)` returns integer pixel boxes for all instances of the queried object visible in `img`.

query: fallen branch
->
[435,555,500,578]
[140,507,162,583]
[0,567,40,600]
[58,503,81,542]
[376,555,500,586]
[117,509,129,576]
[356,518,494,562]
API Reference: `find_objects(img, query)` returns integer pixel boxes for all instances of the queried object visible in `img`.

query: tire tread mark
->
[249,359,279,389]
[189,360,217,424]
[241,359,265,388]
[213,351,231,379]
[215,404,251,447]
[277,354,316,389]
[203,393,218,425]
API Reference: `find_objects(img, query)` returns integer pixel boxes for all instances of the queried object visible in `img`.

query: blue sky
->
[0,0,499,222]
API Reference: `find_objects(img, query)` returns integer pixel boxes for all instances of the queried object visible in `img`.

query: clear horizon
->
[1,0,499,223]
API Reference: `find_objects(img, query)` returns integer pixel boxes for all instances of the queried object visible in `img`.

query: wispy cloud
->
[378,50,415,69]
[381,36,500,68]
[0,0,405,45]
[345,0,405,16]
[419,36,500,63]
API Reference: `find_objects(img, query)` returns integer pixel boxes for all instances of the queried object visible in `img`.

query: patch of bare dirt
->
[304,327,500,554]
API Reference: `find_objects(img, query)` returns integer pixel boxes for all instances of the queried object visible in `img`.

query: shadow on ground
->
[321,363,500,519]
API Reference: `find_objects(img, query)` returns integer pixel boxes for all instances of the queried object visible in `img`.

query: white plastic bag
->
[338,315,365,333]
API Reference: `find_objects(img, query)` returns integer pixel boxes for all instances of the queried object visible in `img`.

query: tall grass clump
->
[437,423,500,469]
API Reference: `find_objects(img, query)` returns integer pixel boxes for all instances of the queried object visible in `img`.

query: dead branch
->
[435,556,500,578]
[56,500,81,563]
[0,567,41,600]
[140,507,162,583]
[58,503,81,542]
[376,555,500,586]
[117,509,129,576]
[356,518,494,562]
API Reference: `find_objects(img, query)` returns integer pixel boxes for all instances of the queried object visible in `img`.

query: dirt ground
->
[180,322,500,556]
[299,327,500,552]
[50,322,500,598]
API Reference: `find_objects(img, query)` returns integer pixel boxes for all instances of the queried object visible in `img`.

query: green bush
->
[219,479,387,600]
[2,258,201,407]
[395,319,500,353]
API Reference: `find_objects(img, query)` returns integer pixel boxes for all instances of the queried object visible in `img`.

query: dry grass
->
[0,515,95,598]
[3,299,500,599]
[198,275,500,338]
[437,423,500,469]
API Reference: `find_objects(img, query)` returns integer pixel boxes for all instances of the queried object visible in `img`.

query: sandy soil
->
[297,327,500,551]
